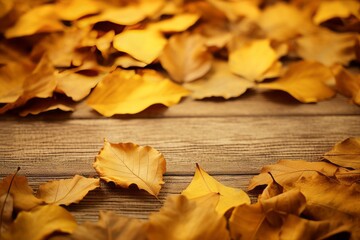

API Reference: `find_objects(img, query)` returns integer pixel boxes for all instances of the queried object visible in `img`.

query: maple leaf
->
[324,137,360,170]
[332,66,360,106]
[86,69,189,116]
[71,211,147,240]
[159,32,212,83]
[258,61,336,103]
[37,175,99,206]
[147,195,230,240]
[181,164,250,215]
[184,60,254,99]
[93,140,166,197]
[2,205,77,240]
[313,0,360,25]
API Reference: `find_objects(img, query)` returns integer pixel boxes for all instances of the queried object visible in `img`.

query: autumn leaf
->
[93,140,166,197]
[324,137,360,170]
[258,172,284,200]
[313,0,360,25]
[207,0,260,21]
[159,32,212,83]
[148,13,200,33]
[258,61,336,103]
[71,211,147,240]
[2,205,77,240]
[147,195,230,240]
[37,175,99,206]
[181,164,250,215]
[0,194,13,235]
[332,66,360,105]
[86,69,189,116]
[55,0,103,21]
[18,97,74,117]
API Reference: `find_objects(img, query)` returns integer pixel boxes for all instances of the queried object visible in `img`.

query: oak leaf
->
[37,175,99,206]
[86,69,189,116]
[147,195,230,240]
[313,0,360,25]
[258,61,336,103]
[71,211,147,240]
[332,66,360,106]
[324,137,360,170]
[93,140,166,197]
[159,32,212,83]
[2,205,77,240]
[181,164,250,215]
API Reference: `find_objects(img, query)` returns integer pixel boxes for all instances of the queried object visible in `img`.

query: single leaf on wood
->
[71,211,147,240]
[148,195,230,240]
[2,205,77,240]
[258,61,336,103]
[159,32,212,83]
[324,137,360,170]
[181,163,250,215]
[332,66,360,106]
[86,69,189,116]
[93,140,166,197]
[313,0,360,25]
[37,175,100,206]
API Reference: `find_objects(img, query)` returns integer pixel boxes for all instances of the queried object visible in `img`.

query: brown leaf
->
[148,195,230,240]
[93,140,166,197]
[324,137,360,170]
[0,194,13,235]
[18,96,74,117]
[332,66,360,105]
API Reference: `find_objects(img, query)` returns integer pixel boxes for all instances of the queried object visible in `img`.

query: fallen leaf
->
[86,69,189,116]
[55,0,103,21]
[37,175,99,206]
[181,164,250,215]
[93,140,166,197]
[112,55,148,68]
[184,60,254,99]
[324,137,360,169]
[258,172,284,200]
[148,195,230,240]
[0,194,13,235]
[18,97,75,117]
[229,39,281,82]
[207,0,260,21]
[71,211,147,240]
[159,32,212,83]
[0,0,13,18]
[2,205,77,240]
[148,13,200,33]
[332,66,360,105]
[258,61,336,103]
[313,0,360,25]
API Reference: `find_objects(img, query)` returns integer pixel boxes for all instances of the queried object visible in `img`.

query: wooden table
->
[1,92,360,223]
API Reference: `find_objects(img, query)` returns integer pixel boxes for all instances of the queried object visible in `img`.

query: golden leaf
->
[93,140,166,197]
[86,69,189,116]
[313,0,360,25]
[332,66,360,105]
[148,13,200,33]
[159,32,212,83]
[0,0,13,18]
[55,0,103,21]
[5,5,64,38]
[207,0,260,21]
[71,211,147,240]
[229,39,281,82]
[0,194,13,234]
[2,205,77,240]
[18,97,75,117]
[37,175,99,206]
[324,137,360,169]
[181,164,250,215]
[184,60,254,99]
[113,29,167,64]
[258,61,336,103]
[148,195,230,240]
[112,55,147,69]
[0,175,42,211]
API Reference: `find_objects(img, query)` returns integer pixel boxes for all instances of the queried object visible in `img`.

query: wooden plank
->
[1,116,359,176]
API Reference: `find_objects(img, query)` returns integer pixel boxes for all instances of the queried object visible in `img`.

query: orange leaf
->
[148,13,200,33]
[313,0,360,25]
[324,137,360,169]
[332,66,360,105]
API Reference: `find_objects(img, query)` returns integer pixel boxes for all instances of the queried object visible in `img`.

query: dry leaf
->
[37,175,99,206]
[0,194,13,235]
[148,195,230,240]
[259,173,284,200]
[229,39,281,82]
[2,205,77,240]
[71,211,147,240]
[159,32,212,83]
[332,66,360,105]
[313,0,360,25]
[55,0,103,21]
[181,164,250,215]
[113,29,167,64]
[184,60,254,99]
[207,0,260,21]
[18,97,74,117]
[93,140,166,197]
[148,13,200,33]
[0,175,42,211]
[324,137,360,170]
[112,55,148,68]
[258,61,336,103]
[86,69,189,116]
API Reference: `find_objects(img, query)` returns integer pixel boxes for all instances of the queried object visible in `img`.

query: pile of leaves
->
[0,0,360,117]
[0,137,359,239]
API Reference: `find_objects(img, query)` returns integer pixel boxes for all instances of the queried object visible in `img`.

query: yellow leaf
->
[332,66,360,105]
[324,137,360,169]
[55,0,103,21]
[0,175,42,211]
[86,69,189,116]
[313,0,360,25]
[258,61,336,103]
[148,13,200,33]
[181,164,250,215]
[148,195,230,240]
[229,39,281,82]
[184,60,254,99]
[37,175,99,206]
[18,97,75,117]
[112,55,147,69]
[207,0,260,21]
[0,194,13,234]
[295,29,356,66]
[5,5,64,38]
[0,0,13,18]
[93,140,166,197]
[2,205,77,240]
[113,29,167,64]
[71,211,147,240]
[159,32,212,83]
